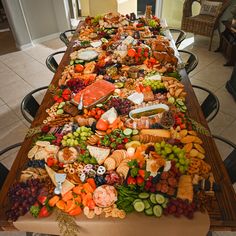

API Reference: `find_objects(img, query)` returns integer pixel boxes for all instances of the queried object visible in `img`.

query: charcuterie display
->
[6,12,219,233]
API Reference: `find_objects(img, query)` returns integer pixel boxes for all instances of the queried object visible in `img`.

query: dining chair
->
[60,29,76,46]
[0,143,22,190]
[169,28,187,48]
[21,86,48,123]
[181,0,230,51]
[213,135,236,184]
[192,85,220,122]
[178,50,198,74]
[45,51,66,73]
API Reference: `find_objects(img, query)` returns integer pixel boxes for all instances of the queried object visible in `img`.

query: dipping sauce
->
[132,108,166,119]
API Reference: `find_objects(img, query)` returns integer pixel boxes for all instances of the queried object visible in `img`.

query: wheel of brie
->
[57,147,78,164]
[77,49,98,61]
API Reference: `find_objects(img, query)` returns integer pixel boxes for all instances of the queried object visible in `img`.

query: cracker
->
[194,143,205,154]
[181,135,196,144]
[28,145,39,159]
[116,165,129,178]
[104,157,116,171]
[34,149,48,160]
[35,141,51,147]
[189,149,199,157]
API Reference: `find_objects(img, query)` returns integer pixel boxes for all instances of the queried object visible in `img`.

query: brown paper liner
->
[14,211,210,236]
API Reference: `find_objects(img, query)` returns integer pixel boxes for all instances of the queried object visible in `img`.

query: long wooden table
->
[0,21,236,232]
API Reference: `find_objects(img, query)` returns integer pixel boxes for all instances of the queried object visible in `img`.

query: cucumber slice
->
[155,194,165,204]
[133,199,142,205]
[123,128,133,136]
[75,59,84,64]
[70,60,74,65]
[153,205,163,217]
[138,192,150,199]
[150,193,157,204]
[132,129,139,135]
[133,201,145,212]
[143,200,151,209]
[145,207,153,216]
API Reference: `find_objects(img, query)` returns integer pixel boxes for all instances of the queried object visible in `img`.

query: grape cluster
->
[154,141,189,173]
[62,126,93,147]
[107,97,133,115]
[27,160,45,168]
[66,78,86,93]
[6,179,43,221]
[163,198,196,219]
[142,79,166,92]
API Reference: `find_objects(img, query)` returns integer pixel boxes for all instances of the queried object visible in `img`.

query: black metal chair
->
[213,135,236,184]
[192,85,220,123]
[45,51,65,73]
[60,29,76,46]
[21,86,48,123]
[178,50,198,74]
[0,143,22,190]
[169,28,187,48]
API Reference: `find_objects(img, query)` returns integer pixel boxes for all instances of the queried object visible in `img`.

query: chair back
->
[60,29,76,46]
[169,28,187,48]
[192,85,220,122]
[213,135,236,184]
[46,51,65,73]
[0,142,22,190]
[21,86,48,123]
[179,50,198,74]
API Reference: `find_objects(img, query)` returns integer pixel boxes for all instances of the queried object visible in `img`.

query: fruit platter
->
[2,12,234,235]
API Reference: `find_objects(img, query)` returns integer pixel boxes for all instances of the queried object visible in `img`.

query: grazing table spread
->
[0,12,236,236]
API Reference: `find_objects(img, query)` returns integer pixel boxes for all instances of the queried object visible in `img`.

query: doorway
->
[0,2,18,55]
[137,0,156,16]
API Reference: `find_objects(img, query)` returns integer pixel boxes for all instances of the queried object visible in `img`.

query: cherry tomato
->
[128,48,137,57]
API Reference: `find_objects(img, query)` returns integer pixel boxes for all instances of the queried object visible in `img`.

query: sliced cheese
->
[87,145,110,164]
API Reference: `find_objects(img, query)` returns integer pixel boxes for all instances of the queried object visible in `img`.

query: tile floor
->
[0,33,235,235]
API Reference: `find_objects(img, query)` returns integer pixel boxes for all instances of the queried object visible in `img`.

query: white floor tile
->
[0,104,20,129]
[0,120,27,150]
[0,78,33,104]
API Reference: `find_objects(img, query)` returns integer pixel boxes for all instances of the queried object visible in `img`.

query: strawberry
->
[62,89,71,95]
[138,170,145,178]
[136,176,144,186]
[123,138,129,143]
[53,95,60,102]
[37,195,48,205]
[41,125,50,133]
[127,176,136,185]
[38,206,51,218]
[47,157,55,167]
[30,202,40,218]
[62,94,70,100]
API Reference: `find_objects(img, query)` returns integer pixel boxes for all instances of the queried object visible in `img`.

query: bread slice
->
[140,129,170,138]
[87,145,110,164]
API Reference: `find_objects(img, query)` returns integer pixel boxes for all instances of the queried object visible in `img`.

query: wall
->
[161,0,201,28]
[2,0,32,48]
[20,0,59,40]
[2,0,70,49]
[118,0,137,15]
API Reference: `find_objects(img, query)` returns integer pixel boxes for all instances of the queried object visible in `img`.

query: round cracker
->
[104,157,116,171]
[34,149,48,160]
[35,141,51,147]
